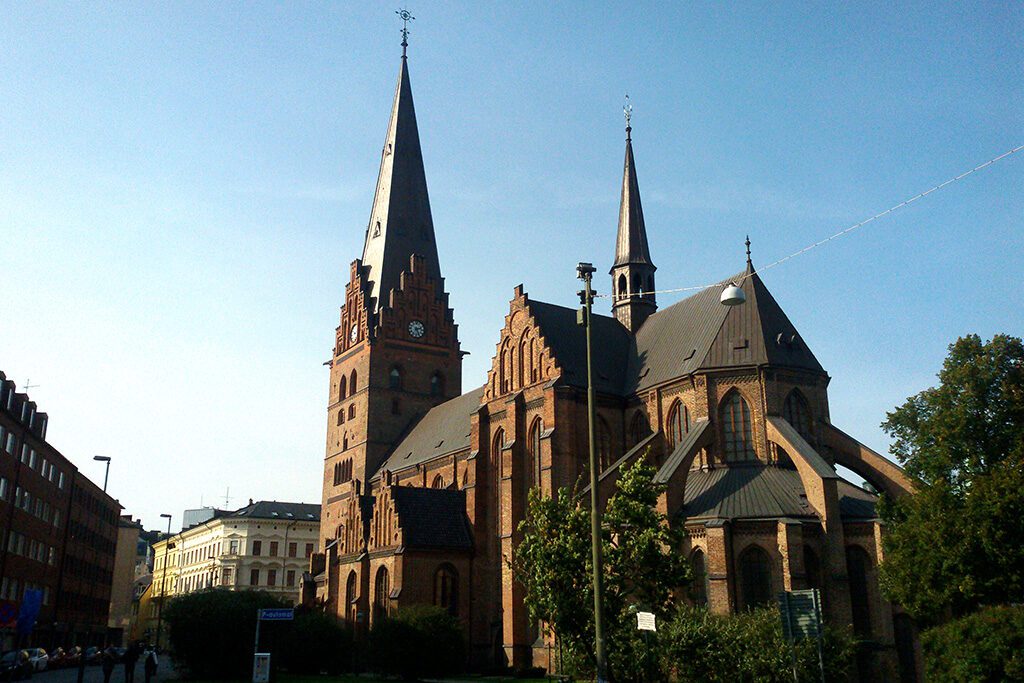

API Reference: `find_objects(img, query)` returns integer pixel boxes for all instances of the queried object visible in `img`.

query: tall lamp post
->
[155,513,173,650]
[576,262,608,682]
[93,455,111,492]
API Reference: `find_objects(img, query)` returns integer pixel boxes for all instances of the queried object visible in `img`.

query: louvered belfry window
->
[721,392,756,461]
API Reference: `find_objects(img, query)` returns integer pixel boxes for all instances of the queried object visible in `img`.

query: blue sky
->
[1,2,1021,531]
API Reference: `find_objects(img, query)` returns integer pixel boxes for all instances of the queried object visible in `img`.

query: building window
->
[431,474,444,489]
[739,546,773,610]
[430,372,444,396]
[434,563,458,616]
[597,416,612,471]
[847,546,873,637]
[304,543,314,558]
[492,428,505,532]
[339,375,347,400]
[229,540,238,554]
[269,542,279,557]
[337,410,344,426]
[528,417,543,491]
[374,566,390,620]
[348,404,355,419]
[350,370,357,395]
[222,568,234,586]
[345,571,357,622]
[721,391,756,461]
[629,412,649,448]
[267,570,277,587]
[251,541,262,556]
[250,569,259,586]
[783,390,814,443]
[286,570,296,587]
[690,549,708,607]
[667,400,689,449]
[389,367,402,389]
[288,542,297,558]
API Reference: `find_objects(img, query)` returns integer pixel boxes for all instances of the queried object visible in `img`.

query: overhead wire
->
[596,143,1024,299]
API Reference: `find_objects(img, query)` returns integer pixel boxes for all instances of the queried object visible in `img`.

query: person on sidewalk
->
[144,646,158,683]
[123,641,140,683]
[101,645,117,683]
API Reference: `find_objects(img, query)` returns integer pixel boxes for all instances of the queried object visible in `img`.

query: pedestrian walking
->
[144,646,158,683]
[123,641,140,683]
[101,645,117,683]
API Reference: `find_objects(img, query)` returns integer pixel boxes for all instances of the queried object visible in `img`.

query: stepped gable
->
[391,486,474,550]
[525,299,633,395]
[376,385,485,475]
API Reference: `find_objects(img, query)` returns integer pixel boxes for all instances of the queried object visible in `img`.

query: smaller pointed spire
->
[396,8,414,59]
[745,235,752,269]
[613,99,653,269]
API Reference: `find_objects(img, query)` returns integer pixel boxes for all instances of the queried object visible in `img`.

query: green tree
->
[367,604,465,679]
[515,456,690,680]
[879,333,1024,624]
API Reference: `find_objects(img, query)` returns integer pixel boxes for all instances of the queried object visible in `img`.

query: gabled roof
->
[612,130,654,269]
[377,386,486,475]
[360,55,441,312]
[526,299,633,395]
[227,501,321,522]
[391,486,474,550]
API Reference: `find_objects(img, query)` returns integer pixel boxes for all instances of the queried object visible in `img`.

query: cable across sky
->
[598,143,1024,299]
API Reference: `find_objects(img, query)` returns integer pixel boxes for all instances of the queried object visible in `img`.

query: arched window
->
[647,275,655,295]
[430,372,444,396]
[667,401,689,449]
[339,375,347,400]
[431,474,445,489]
[348,404,355,419]
[434,563,458,616]
[349,370,357,396]
[345,571,357,622]
[333,463,341,486]
[499,341,510,393]
[373,566,390,620]
[342,434,349,450]
[847,546,873,637]
[629,412,649,447]
[721,391,756,461]
[337,409,344,426]
[492,428,505,532]
[632,273,642,296]
[528,418,543,490]
[389,367,402,390]
[618,274,627,299]
[690,549,708,608]
[739,545,773,610]
[597,417,613,471]
[804,545,822,591]
[783,390,814,442]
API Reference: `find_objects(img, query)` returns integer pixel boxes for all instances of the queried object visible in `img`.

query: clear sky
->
[1,2,1021,531]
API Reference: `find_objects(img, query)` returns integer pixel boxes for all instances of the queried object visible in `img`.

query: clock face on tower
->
[349,324,358,343]
[408,320,425,339]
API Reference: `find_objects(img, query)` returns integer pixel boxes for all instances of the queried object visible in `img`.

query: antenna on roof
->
[23,379,40,393]
[222,486,232,508]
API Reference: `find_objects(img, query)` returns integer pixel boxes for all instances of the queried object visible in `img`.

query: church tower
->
[610,114,657,333]
[322,36,462,543]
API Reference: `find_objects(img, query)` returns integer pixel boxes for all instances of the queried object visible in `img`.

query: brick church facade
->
[313,43,920,681]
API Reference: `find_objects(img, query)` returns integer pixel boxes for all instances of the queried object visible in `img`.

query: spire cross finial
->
[623,93,633,141]
[745,235,752,265]
[396,8,415,57]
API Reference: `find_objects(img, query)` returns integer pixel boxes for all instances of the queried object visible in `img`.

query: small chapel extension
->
[314,36,920,681]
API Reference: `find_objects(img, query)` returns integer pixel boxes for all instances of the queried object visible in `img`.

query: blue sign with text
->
[258,608,294,621]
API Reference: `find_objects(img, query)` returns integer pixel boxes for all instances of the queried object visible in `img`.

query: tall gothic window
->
[721,391,756,461]
[434,563,458,617]
[690,549,708,608]
[432,474,445,489]
[389,367,402,390]
[345,571,357,622]
[597,417,613,471]
[739,545,773,610]
[374,566,390,621]
[493,428,505,534]
[783,390,814,442]
[618,274,627,299]
[629,412,649,448]
[339,375,347,400]
[847,546,873,637]
[667,401,689,449]
[430,372,444,396]
[804,545,822,592]
[349,370,357,396]
[528,418,543,491]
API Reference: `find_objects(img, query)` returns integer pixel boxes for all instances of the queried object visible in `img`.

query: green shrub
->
[277,608,353,675]
[660,606,855,683]
[367,604,465,679]
[922,605,1024,682]
[163,589,286,679]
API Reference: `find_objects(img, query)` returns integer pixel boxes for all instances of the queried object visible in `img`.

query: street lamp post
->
[576,262,608,682]
[155,513,172,651]
[93,456,111,492]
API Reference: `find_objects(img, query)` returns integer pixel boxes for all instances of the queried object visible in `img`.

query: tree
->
[515,456,691,679]
[879,333,1024,624]
[367,604,465,679]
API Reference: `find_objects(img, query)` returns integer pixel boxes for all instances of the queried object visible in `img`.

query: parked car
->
[112,648,127,662]
[60,646,82,668]
[0,651,32,681]
[23,652,46,673]
[83,647,101,665]
[46,649,65,669]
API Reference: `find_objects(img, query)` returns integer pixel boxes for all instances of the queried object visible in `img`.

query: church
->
[311,36,920,681]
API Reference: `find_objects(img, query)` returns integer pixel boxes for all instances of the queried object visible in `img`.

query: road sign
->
[778,589,821,641]
[258,608,294,621]
[252,653,271,683]
[636,611,657,632]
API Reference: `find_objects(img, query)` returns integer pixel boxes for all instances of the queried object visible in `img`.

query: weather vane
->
[396,8,415,56]
[624,93,633,139]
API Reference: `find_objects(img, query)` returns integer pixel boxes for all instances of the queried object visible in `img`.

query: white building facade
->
[151,501,320,604]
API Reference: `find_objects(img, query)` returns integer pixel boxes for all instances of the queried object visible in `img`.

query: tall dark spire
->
[360,46,441,312]
[610,98,657,333]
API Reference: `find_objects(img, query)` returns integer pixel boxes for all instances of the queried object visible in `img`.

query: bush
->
[277,608,353,675]
[660,606,855,683]
[367,605,465,679]
[164,589,286,679]
[922,605,1024,682]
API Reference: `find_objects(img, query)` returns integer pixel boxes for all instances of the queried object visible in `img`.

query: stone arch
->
[738,544,774,610]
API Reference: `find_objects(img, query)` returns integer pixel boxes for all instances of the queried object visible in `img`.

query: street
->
[29,663,170,683]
